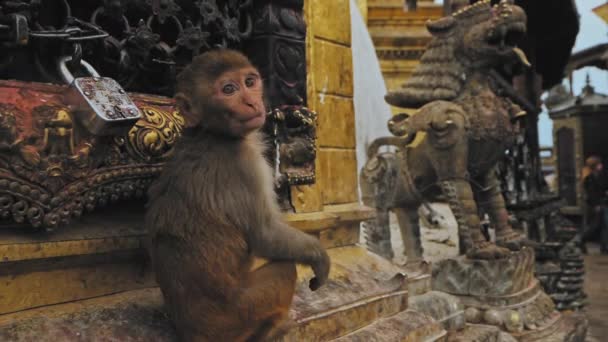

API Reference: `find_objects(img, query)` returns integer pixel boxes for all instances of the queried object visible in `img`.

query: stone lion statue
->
[361,0,531,260]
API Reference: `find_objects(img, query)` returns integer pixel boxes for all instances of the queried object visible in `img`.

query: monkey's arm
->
[249,221,330,290]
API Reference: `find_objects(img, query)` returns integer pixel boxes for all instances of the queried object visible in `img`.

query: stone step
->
[0,246,426,341]
[0,202,374,315]
[367,0,443,33]
[330,309,447,342]
[0,288,444,342]
[0,288,174,341]
[0,205,155,315]
[432,248,589,341]
[447,324,516,342]
[409,291,465,331]
[281,246,413,341]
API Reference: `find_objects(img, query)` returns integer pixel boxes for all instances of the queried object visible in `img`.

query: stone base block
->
[409,291,465,331]
[333,309,446,342]
[431,248,588,341]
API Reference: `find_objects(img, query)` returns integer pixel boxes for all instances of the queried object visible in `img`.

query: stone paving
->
[584,244,608,342]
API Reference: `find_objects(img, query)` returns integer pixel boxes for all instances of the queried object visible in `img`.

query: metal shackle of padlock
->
[59,55,142,136]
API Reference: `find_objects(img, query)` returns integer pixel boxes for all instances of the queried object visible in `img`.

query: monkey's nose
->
[243,97,261,112]
[242,94,255,107]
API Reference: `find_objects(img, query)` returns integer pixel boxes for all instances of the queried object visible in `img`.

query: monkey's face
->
[210,67,266,137]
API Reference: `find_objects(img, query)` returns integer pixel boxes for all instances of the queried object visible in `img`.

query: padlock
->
[60,56,141,136]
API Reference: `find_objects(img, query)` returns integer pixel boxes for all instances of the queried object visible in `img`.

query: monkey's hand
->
[252,220,331,291]
[309,247,330,291]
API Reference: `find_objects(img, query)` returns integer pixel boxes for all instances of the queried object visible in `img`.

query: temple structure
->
[0,0,591,340]
[547,77,608,216]
[365,0,442,115]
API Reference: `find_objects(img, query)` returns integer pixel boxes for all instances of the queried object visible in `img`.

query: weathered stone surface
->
[319,223,360,249]
[432,248,588,341]
[290,182,325,213]
[315,94,356,149]
[432,247,536,297]
[0,289,176,342]
[447,324,517,342]
[515,312,587,342]
[313,40,354,97]
[332,309,446,342]
[289,246,408,322]
[409,291,465,331]
[0,209,155,315]
[311,0,351,45]
[0,246,413,342]
[318,149,359,205]
[0,259,156,315]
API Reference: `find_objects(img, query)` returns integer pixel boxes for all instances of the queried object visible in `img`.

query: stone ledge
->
[0,257,155,315]
[287,203,375,233]
[0,211,145,264]
[0,203,374,263]
[332,309,446,342]
[0,246,413,341]
[0,203,375,315]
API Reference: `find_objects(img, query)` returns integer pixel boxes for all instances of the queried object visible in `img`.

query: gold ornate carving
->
[127,107,185,161]
[43,109,75,156]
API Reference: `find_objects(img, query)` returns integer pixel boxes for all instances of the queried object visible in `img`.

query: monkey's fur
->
[145,49,330,342]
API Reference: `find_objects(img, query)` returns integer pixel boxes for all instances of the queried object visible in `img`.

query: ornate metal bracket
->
[243,0,317,210]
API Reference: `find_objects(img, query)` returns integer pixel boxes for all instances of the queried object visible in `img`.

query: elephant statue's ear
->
[426,16,456,36]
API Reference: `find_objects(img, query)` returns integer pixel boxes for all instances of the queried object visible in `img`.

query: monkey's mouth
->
[239,111,266,128]
[239,111,264,122]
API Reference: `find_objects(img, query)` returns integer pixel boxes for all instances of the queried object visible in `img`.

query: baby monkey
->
[145,49,330,342]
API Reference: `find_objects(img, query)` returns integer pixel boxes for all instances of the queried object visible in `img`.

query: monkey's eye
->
[245,77,256,88]
[222,84,237,95]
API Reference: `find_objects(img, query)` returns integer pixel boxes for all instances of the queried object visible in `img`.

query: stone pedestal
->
[432,248,588,341]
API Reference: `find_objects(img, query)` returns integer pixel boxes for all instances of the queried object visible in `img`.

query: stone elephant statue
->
[361,101,527,261]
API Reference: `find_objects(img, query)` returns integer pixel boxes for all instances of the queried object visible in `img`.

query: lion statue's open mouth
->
[485,0,530,66]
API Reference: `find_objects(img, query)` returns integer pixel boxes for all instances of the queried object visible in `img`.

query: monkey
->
[145,49,331,342]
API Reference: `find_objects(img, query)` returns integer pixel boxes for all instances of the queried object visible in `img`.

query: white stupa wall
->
[349,0,394,191]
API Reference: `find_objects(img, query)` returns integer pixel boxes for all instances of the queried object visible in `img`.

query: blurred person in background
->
[582,155,608,254]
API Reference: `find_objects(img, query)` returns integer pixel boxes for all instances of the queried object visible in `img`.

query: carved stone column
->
[243,0,317,211]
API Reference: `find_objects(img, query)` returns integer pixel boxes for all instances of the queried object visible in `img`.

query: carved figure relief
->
[0,81,181,229]
[362,0,531,260]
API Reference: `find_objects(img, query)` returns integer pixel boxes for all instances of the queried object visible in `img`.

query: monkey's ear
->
[175,93,200,128]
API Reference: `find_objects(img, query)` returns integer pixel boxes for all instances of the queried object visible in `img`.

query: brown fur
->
[145,49,330,342]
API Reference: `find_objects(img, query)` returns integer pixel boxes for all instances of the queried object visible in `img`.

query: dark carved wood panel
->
[242,0,317,210]
[0,0,316,227]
